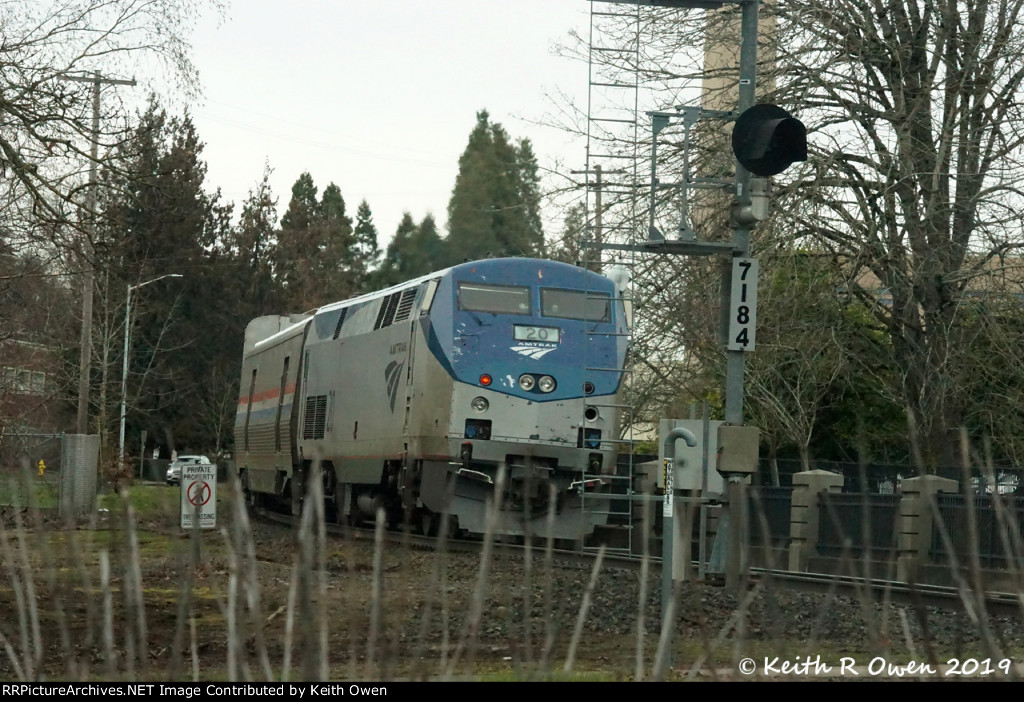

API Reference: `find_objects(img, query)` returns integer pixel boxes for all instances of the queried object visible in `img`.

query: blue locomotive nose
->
[434,261,626,402]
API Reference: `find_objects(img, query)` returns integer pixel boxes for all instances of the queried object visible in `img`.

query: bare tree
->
[0,0,222,445]
[755,0,1024,468]
[0,0,220,243]
[742,251,856,473]
[556,3,1024,470]
[952,257,1024,466]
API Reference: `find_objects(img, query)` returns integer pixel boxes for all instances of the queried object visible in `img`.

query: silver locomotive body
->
[234,258,627,540]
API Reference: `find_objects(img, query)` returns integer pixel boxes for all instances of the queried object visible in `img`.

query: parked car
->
[166,455,212,485]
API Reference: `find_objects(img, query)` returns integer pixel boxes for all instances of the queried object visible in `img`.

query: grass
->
[0,455,1020,682]
[477,668,629,682]
[0,473,60,509]
[99,483,180,516]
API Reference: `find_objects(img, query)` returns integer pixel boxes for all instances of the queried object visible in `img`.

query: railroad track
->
[251,501,632,566]
[251,502,1024,617]
[750,568,1024,617]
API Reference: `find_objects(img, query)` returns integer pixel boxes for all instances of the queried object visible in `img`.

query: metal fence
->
[759,457,1024,495]
[0,432,63,508]
[60,434,99,517]
[0,432,98,518]
[749,485,792,544]
[818,492,901,557]
[931,494,1024,568]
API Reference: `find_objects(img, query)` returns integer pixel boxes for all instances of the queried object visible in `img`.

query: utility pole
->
[594,164,603,268]
[120,274,182,473]
[60,71,136,435]
[586,1,805,672]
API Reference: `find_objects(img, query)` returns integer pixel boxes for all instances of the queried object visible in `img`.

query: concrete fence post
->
[788,469,844,572]
[896,474,958,582]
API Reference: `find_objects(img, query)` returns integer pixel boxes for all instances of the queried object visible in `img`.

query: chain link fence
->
[0,431,98,517]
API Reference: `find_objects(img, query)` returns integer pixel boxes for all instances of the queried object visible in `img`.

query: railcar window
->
[541,288,611,322]
[332,308,348,339]
[314,307,345,340]
[275,357,289,452]
[421,279,440,313]
[458,282,531,315]
[244,369,256,452]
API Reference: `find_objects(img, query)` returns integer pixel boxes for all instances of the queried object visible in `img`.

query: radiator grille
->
[394,288,417,323]
[303,395,327,439]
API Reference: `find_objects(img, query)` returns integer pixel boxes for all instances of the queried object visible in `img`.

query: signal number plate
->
[514,325,560,343]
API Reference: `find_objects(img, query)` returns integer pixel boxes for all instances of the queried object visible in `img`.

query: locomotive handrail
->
[456,468,494,484]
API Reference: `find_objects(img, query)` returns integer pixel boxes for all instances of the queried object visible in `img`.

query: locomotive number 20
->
[514,325,561,343]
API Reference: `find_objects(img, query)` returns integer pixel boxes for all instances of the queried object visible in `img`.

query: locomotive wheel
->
[240,472,254,508]
[331,492,345,525]
[435,513,460,540]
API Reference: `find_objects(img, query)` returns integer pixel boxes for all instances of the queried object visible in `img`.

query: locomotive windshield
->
[458,282,530,315]
[541,288,611,323]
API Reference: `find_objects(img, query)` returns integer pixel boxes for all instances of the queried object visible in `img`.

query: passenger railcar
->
[234,257,628,540]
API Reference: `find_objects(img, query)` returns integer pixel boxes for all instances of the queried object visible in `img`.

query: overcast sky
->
[187,1,593,248]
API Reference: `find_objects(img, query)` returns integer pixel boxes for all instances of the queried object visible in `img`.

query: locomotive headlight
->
[518,374,536,391]
[471,396,489,413]
[538,375,556,393]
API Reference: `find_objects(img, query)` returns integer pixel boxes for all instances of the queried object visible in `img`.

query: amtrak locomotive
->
[234,258,628,540]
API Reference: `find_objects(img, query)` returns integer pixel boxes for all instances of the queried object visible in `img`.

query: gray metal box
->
[657,418,724,494]
[716,424,759,475]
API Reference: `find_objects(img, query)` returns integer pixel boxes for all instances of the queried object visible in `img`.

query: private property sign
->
[180,463,217,529]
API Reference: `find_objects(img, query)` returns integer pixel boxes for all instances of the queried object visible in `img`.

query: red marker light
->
[479,374,492,386]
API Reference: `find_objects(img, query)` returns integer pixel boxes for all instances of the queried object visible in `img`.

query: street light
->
[119,273,183,477]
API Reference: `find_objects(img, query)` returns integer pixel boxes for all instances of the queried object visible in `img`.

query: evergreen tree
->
[105,104,215,272]
[275,172,319,302]
[446,111,544,263]
[547,203,586,266]
[98,100,235,458]
[273,173,360,310]
[229,163,281,314]
[317,182,357,288]
[353,199,381,275]
[409,214,446,273]
[370,213,447,289]
[279,172,319,232]
[515,139,544,249]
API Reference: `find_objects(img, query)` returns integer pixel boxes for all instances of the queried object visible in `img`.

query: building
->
[0,338,68,434]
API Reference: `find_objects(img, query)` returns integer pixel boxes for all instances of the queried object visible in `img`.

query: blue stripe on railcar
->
[422,258,627,401]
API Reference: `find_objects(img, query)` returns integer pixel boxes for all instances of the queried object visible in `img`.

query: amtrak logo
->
[384,360,404,412]
[511,345,556,360]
